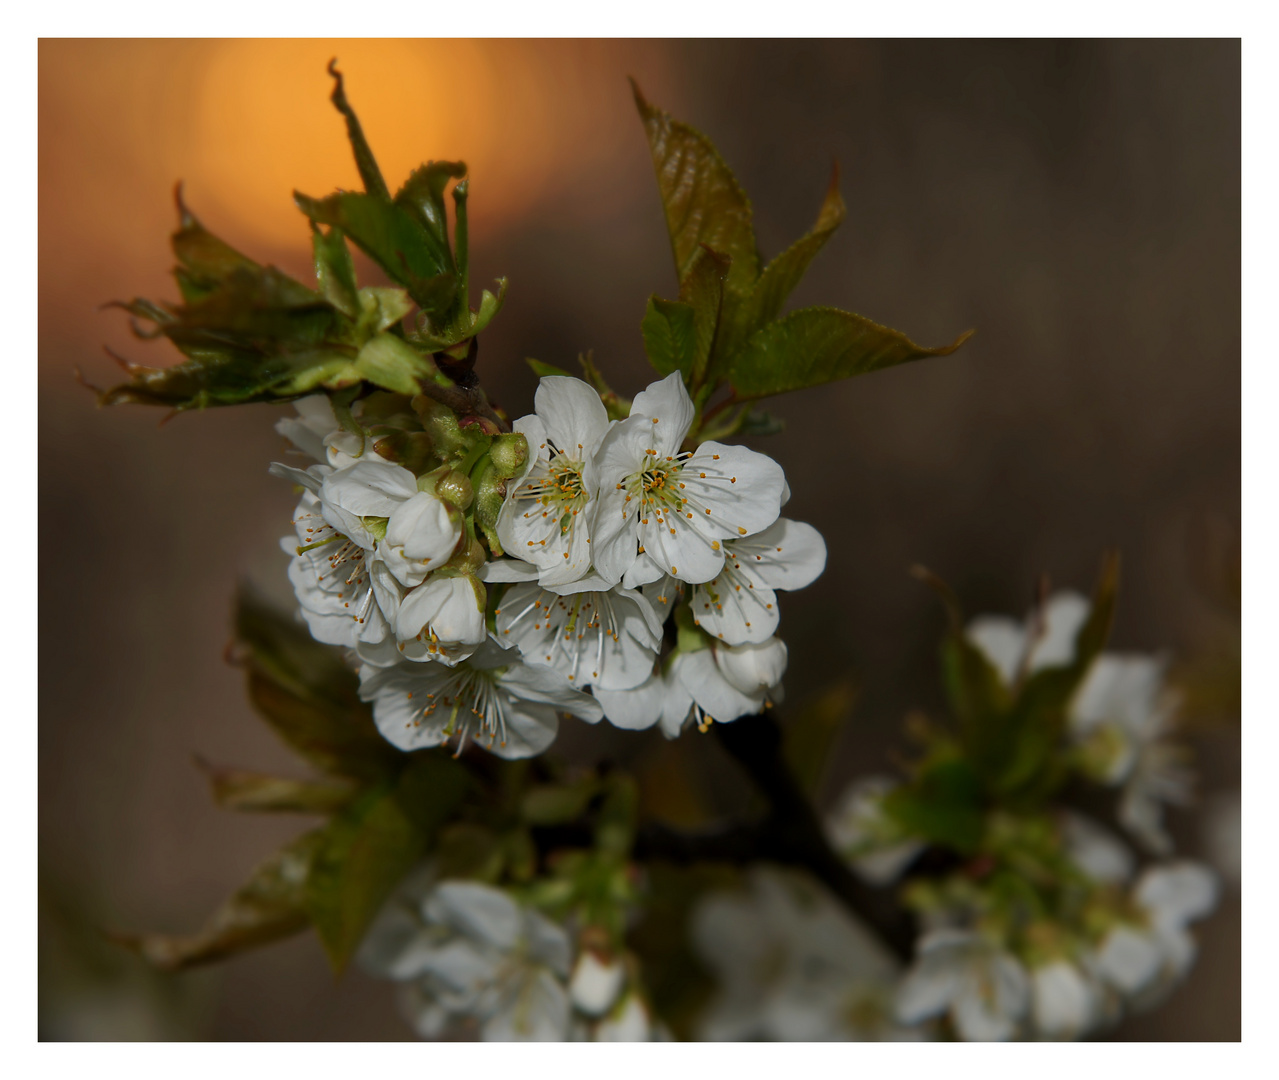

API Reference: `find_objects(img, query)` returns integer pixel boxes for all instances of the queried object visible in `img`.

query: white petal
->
[498,659,605,724]
[483,969,571,1042]
[1027,591,1090,672]
[533,376,610,457]
[1135,861,1219,928]
[359,663,453,752]
[594,671,665,731]
[569,953,626,1017]
[1071,654,1165,737]
[628,372,695,456]
[678,441,786,541]
[896,963,959,1025]
[275,395,338,462]
[965,616,1025,684]
[690,562,779,645]
[714,638,788,696]
[322,459,418,514]
[427,882,522,950]
[478,558,541,583]
[730,518,827,591]
[1031,961,1097,1039]
[523,910,573,977]
[488,700,562,759]
[1096,926,1162,995]
[1061,812,1135,885]
[382,491,461,586]
[396,576,487,663]
[269,460,327,494]
[678,649,764,723]
[595,994,652,1041]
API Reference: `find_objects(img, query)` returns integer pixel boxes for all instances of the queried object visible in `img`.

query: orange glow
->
[40,39,674,382]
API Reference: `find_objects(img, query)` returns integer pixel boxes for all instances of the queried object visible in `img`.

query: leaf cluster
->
[631,82,972,440]
[92,63,504,415]
[882,554,1121,858]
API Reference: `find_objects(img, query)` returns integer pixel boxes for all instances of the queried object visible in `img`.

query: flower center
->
[409,668,511,754]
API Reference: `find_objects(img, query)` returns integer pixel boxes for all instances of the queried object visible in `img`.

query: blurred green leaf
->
[117,830,325,971]
[882,756,984,854]
[306,754,469,973]
[197,760,357,815]
[526,358,573,379]
[782,679,857,797]
[728,307,973,401]
[521,781,599,826]
[737,408,785,437]
[632,80,760,295]
[234,589,399,781]
[995,553,1122,798]
[434,822,504,882]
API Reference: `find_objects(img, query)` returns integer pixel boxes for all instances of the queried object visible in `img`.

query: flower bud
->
[488,432,528,480]
[434,469,474,511]
[714,637,788,695]
[569,951,625,1018]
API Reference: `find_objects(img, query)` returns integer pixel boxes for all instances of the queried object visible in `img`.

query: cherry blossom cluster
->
[358,865,665,1041]
[271,372,826,760]
[820,591,1218,1041]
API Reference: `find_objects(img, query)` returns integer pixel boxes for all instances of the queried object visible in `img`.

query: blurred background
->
[39,40,1239,1040]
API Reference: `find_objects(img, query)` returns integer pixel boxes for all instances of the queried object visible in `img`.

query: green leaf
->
[116,830,325,970]
[170,187,262,304]
[738,408,785,437]
[234,589,399,781]
[294,191,455,315]
[326,60,390,201]
[354,332,443,395]
[782,680,857,796]
[728,307,974,401]
[306,754,469,972]
[521,780,599,826]
[641,296,698,379]
[679,245,730,389]
[196,760,357,815]
[526,358,573,379]
[394,160,466,262]
[995,553,1122,798]
[631,80,760,295]
[312,226,360,319]
[882,756,985,854]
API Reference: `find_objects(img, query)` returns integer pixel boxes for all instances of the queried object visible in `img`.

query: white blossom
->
[394,575,488,666]
[693,867,915,1041]
[494,576,663,692]
[496,377,610,587]
[966,590,1090,685]
[359,873,573,1041]
[896,929,1030,1041]
[1094,861,1218,1006]
[272,463,399,658]
[276,394,384,468]
[1070,655,1193,853]
[1029,959,1103,1041]
[689,518,827,644]
[359,638,603,759]
[1060,812,1135,886]
[591,373,786,589]
[826,777,926,886]
[568,951,626,1018]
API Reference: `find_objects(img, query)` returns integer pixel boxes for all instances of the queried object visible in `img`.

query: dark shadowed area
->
[39,39,1239,1040]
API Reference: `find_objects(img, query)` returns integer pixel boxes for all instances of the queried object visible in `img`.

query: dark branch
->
[633,711,916,960]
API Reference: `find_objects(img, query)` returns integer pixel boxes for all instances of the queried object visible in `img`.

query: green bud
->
[473,462,507,556]
[488,432,528,480]
[434,469,474,511]
[411,394,468,456]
